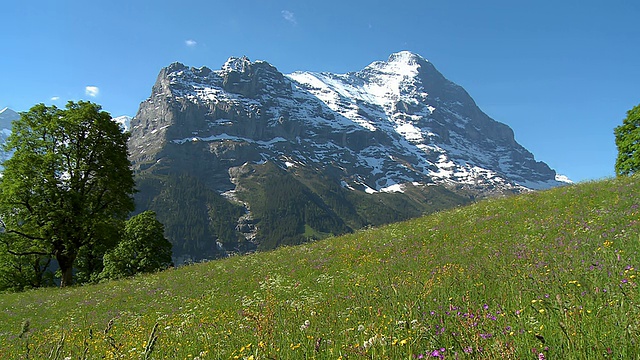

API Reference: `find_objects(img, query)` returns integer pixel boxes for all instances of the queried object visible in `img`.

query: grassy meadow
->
[0,176,639,359]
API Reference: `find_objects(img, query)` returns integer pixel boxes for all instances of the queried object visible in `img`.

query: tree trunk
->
[56,252,76,287]
[30,256,43,288]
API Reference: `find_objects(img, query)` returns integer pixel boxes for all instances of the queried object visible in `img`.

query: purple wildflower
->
[430,348,445,358]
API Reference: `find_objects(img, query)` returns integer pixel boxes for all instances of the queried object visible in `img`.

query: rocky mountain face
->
[129,51,569,261]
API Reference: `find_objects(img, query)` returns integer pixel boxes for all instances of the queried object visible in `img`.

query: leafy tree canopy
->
[615,103,640,176]
[101,211,172,279]
[0,101,135,287]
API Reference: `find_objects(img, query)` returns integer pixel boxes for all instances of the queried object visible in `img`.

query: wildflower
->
[363,334,386,349]
[357,324,365,332]
[430,348,445,358]
[363,339,373,349]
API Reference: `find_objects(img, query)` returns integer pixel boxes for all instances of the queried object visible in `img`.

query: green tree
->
[101,211,172,279]
[0,237,54,291]
[615,103,640,176]
[0,101,135,287]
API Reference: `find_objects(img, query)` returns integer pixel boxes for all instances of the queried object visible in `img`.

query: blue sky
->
[2,1,639,182]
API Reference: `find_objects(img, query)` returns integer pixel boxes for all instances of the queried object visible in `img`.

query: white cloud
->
[50,96,60,101]
[281,10,297,25]
[85,86,100,97]
[185,39,197,47]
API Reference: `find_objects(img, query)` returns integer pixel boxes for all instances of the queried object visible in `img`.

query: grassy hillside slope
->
[0,176,639,359]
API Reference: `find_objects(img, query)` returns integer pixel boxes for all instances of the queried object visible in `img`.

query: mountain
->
[128,51,570,261]
[0,107,20,167]
[0,107,19,127]
[113,115,132,132]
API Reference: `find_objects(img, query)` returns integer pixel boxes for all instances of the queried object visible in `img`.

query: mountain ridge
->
[127,51,570,260]
[130,51,568,191]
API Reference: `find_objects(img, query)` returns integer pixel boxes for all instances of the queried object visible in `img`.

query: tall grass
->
[0,176,638,359]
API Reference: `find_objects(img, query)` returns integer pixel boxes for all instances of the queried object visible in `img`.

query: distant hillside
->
[0,107,19,167]
[1,175,638,358]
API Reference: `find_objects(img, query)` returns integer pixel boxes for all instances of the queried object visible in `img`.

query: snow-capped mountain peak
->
[112,115,132,132]
[222,56,252,73]
[124,52,572,259]
[130,52,570,197]
[365,50,425,77]
[0,107,19,127]
[388,50,426,63]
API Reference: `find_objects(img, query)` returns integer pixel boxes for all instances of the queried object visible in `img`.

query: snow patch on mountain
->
[113,115,132,132]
